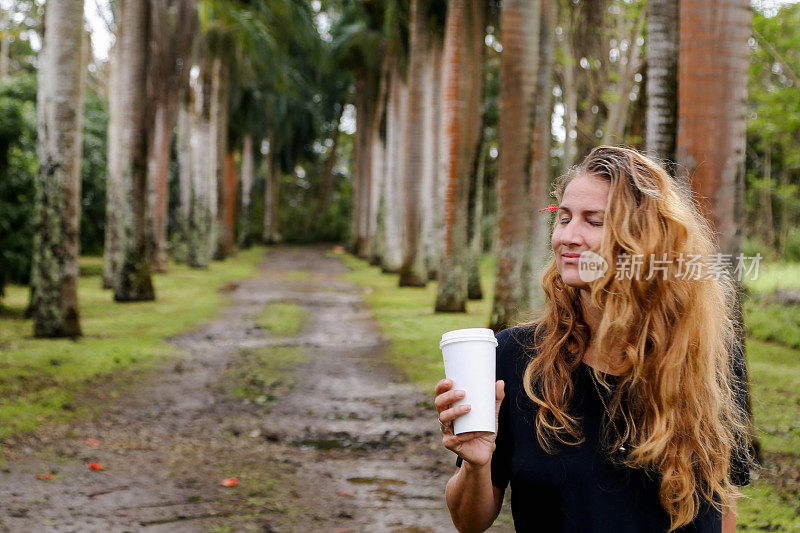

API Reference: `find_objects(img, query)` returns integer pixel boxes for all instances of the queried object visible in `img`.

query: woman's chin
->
[558,270,589,290]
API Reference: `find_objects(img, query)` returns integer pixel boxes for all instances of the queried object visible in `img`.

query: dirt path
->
[0,246,513,532]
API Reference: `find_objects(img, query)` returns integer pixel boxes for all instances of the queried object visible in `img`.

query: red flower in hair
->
[538,204,559,213]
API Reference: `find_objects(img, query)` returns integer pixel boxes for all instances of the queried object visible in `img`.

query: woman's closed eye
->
[559,217,603,227]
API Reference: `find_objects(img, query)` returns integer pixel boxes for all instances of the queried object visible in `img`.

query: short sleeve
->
[729,343,752,487]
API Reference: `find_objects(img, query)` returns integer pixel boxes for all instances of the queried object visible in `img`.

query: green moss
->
[284,270,311,282]
[226,345,307,402]
[0,246,266,442]
[255,302,305,336]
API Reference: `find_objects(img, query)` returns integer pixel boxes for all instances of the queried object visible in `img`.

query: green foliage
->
[279,160,353,243]
[0,247,266,441]
[0,73,37,295]
[0,73,108,297]
[745,4,800,260]
[79,88,110,255]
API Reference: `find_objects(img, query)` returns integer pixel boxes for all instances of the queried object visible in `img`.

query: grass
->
[337,251,800,530]
[254,302,306,336]
[0,247,267,443]
[744,261,800,294]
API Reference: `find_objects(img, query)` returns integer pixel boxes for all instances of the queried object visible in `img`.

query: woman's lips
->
[561,252,581,264]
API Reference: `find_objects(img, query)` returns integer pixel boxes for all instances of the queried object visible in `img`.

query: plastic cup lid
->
[439,328,498,350]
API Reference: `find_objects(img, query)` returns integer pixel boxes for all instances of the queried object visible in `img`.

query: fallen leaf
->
[88,462,105,471]
[86,439,101,447]
[336,491,355,498]
[36,473,55,480]
[220,477,238,487]
[335,529,353,533]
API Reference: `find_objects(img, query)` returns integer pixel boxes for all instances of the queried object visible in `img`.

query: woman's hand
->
[435,379,505,468]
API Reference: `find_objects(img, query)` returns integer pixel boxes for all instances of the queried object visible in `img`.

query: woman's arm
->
[445,463,504,533]
[722,497,738,533]
[436,379,507,532]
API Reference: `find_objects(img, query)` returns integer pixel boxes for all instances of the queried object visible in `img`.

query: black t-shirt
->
[455,326,751,532]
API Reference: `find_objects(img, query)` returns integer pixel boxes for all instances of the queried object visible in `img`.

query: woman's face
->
[552,173,610,290]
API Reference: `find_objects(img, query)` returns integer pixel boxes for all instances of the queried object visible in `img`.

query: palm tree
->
[399,0,429,286]
[422,32,444,280]
[489,0,541,329]
[676,0,757,460]
[113,0,155,301]
[435,0,485,313]
[30,0,87,336]
[381,63,406,273]
[676,0,750,261]
[147,0,197,272]
[646,0,679,168]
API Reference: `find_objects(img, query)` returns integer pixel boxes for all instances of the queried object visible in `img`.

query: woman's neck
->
[580,290,619,375]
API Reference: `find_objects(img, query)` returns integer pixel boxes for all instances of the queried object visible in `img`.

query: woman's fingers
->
[438,403,471,425]
[434,388,466,412]
[495,380,505,411]
[434,378,453,396]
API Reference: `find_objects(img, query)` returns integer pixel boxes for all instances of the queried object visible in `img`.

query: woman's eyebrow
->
[557,206,605,216]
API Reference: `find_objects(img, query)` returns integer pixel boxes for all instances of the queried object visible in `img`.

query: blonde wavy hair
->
[521,146,752,530]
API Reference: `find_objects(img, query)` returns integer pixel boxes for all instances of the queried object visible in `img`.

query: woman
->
[435,146,752,532]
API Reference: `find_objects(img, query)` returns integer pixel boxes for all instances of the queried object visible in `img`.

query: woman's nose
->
[560,219,583,246]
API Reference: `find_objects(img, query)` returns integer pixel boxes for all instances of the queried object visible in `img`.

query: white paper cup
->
[439,328,498,435]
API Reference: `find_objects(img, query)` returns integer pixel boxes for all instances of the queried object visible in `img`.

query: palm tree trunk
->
[381,64,406,273]
[114,0,155,301]
[103,42,123,288]
[467,129,486,300]
[646,0,679,170]
[676,0,755,460]
[424,37,444,281]
[399,0,430,287]
[528,0,556,310]
[211,55,231,259]
[263,133,281,244]
[148,99,171,272]
[435,0,485,313]
[31,0,86,336]
[561,33,578,171]
[676,0,750,260]
[220,150,237,256]
[489,0,540,328]
[188,54,215,268]
[174,94,193,263]
[239,134,254,247]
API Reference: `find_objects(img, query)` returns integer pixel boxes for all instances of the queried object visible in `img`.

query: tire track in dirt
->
[0,245,513,532]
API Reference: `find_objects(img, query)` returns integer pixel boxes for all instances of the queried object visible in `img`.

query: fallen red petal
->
[221,477,238,487]
[88,462,105,471]
[86,439,101,447]
[36,472,55,480]
[336,491,355,498]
